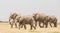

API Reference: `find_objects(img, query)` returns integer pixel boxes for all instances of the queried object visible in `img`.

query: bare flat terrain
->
[0,22,60,33]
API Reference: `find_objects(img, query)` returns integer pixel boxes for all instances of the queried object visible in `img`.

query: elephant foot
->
[54,25,57,27]
[30,27,33,30]
[21,25,23,28]
[11,26,13,28]
[24,27,26,30]
[40,26,44,28]
[30,29,32,30]
[54,24,57,27]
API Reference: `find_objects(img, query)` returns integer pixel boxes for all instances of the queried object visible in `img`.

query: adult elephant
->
[17,15,36,30]
[33,13,47,28]
[9,13,18,28]
[44,15,57,28]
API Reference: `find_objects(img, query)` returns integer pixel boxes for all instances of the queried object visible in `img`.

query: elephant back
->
[21,15,34,24]
[24,15,33,21]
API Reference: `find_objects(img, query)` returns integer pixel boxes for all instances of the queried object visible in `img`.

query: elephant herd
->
[9,12,57,30]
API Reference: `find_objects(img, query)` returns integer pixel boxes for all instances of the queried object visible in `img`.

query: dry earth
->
[0,22,60,33]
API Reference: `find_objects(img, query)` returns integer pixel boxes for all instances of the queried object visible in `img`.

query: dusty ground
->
[0,22,60,33]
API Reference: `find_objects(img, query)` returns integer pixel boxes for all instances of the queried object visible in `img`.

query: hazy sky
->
[0,0,60,22]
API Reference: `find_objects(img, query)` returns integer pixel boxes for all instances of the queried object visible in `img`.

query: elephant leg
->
[21,25,23,28]
[30,25,33,30]
[54,22,57,27]
[39,22,40,27]
[10,20,14,28]
[42,22,44,28]
[11,23,13,28]
[45,24,48,28]
[30,24,36,30]
[9,18,11,25]
[23,24,26,30]
[19,23,21,29]
[30,23,36,30]
[9,22,11,25]
[15,23,17,28]
[39,22,42,28]
[50,22,52,27]
[35,21,37,28]
[45,22,48,28]
[39,22,41,27]
[14,19,17,28]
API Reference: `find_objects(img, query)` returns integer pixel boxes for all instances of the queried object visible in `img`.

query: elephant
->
[32,13,47,28]
[9,13,18,28]
[17,15,36,30]
[33,13,57,28]
[43,16,50,28]
[50,16,57,27]
[44,15,57,28]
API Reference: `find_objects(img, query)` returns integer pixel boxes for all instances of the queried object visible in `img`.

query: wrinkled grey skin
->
[44,15,57,28]
[17,15,36,30]
[9,13,18,28]
[33,13,47,28]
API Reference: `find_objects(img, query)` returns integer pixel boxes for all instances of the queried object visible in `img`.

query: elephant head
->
[9,13,18,28]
